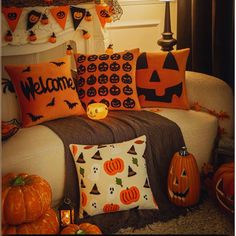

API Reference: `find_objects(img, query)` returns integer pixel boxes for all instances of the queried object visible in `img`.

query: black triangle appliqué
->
[136,52,148,70]
[163,52,179,71]
[150,70,160,82]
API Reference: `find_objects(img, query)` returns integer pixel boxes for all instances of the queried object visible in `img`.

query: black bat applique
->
[27,113,44,122]
[50,61,65,67]
[22,66,31,72]
[46,97,55,107]
[64,100,78,109]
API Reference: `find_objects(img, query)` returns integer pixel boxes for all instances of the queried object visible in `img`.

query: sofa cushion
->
[74,49,141,111]
[69,135,158,218]
[5,56,85,127]
[136,49,190,109]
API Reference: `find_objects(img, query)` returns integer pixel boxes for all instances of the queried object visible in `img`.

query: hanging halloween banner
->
[95,5,112,28]
[27,10,42,30]
[70,6,86,30]
[50,6,69,30]
[2,7,23,32]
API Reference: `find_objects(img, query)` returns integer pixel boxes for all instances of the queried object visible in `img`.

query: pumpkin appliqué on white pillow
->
[69,135,158,218]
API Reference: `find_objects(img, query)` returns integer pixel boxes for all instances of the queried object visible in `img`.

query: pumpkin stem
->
[179,146,189,156]
[11,176,25,186]
[75,229,85,234]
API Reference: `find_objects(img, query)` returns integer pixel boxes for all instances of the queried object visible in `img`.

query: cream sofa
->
[2,71,234,207]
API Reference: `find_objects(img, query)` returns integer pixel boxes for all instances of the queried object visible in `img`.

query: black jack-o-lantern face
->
[110,74,120,83]
[87,75,97,85]
[56,11,65,19]
[98,86,108,96]
[110,53,121,60]
[122,62,132,72]
[100,99,110,107]
[77,77,85,87]
[111,98,121,108]
[8,12,17,20]
[87,63,97,72]
[100,9,110,18]
[78,65,86,75]
[123,52,134,61]
[123,85,133,95]
[98,74,108,84]
[122,74,132,84]
[77,55,86,63]
[88,55,98,62]
[110,85,121,96]
[98,62,109,72]
[123,97,135,108]
[99,54,109,60]
[110,62,120,71]
[74,11,83,20]
[87,87,97,97]
[78,89,85,99]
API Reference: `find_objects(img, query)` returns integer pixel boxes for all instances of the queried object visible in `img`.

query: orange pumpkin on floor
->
[2,173,52,225]
[168,146,200,207]
[2,208,59,235]
[60,223,102,234]
[213,162,234,215]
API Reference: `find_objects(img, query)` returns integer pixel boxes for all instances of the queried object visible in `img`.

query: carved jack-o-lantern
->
[87,87,97,97]
[168,147,200,207]
[98,62,109,72]
[56,11,65,19]
[87,103,108,120]
[98,86,108,96]
[98,74,108,84]
[111,98,121,108]
[110,85,120,96]
[74,11,83,20]
[87,75,96,85]
[87,63,97,72]
[110,74,120,83]
[123,98,135,109]
[213,162,234,215]
[110,62,120,71]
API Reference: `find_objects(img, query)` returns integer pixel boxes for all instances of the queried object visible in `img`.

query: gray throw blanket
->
[43,110,187,233]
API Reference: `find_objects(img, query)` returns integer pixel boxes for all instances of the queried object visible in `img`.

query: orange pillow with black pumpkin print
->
[74,49,141,110]
[136,48,190,109]
[5,56,85,127]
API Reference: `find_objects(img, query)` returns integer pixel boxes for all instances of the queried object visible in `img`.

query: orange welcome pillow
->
[74,49,141,110]
[136,48,190,109]
[5,56,85,127]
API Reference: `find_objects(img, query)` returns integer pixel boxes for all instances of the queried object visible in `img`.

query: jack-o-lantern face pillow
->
[136,48,190,109]
[74,49,141,111]
[5,56,85,127]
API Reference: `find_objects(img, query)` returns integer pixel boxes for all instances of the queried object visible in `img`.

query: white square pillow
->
[69,135,158,218]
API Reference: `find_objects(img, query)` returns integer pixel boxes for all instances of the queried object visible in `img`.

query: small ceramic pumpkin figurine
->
[28,30,37,42]
[49,32,56,43]
[60,223,102,234]
[167,146,200,207]
[87,103,108,120]
[5,30,13,42]
[40,13,49,25]
[82,30,91,40]
[213,162,234,215]
[105,44,113,54]
[85,11,92,21]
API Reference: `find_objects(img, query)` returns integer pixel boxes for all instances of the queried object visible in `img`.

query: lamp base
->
[158,32,177,51]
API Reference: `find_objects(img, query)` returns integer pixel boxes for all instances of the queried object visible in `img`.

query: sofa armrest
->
[185,71,234,139]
